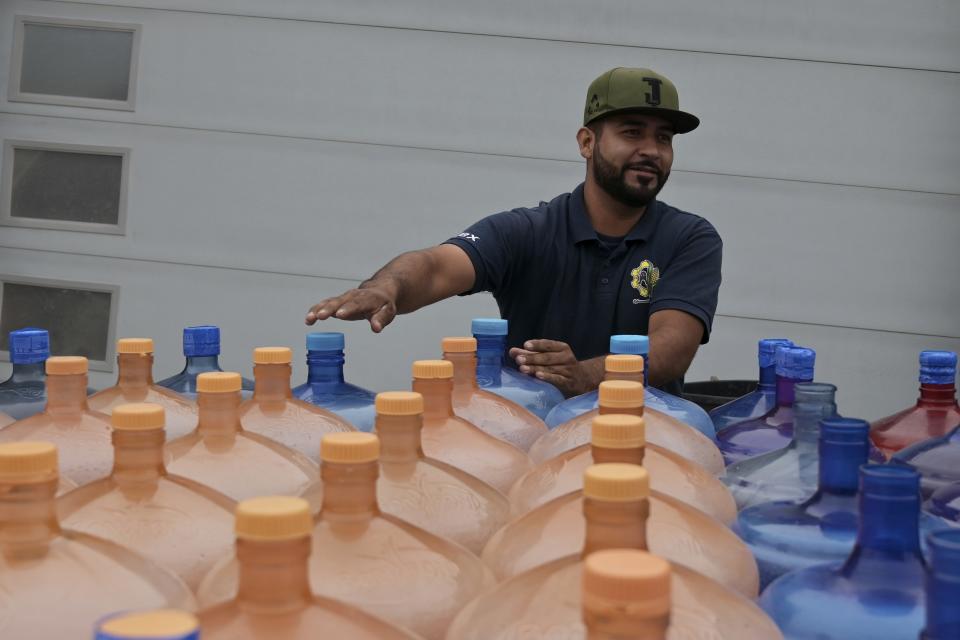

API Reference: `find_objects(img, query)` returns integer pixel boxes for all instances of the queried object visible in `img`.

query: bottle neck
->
[445,352,479,390]
[855,484,922,554]
[758,364,777,389]
[412,379,455,419]
[111,429,167,486]
[183,355,221,375]
[0,479,61,552]
[305,350,346,385]
[818,440,866,496]
[582,497,649,558]
[475,335,505,381]
[598,404,643,418]
[8,362,45,383]
[320,461,379,518]
[376,414,424,464]
[197,392,243,436]
[602,371,644,384]
[775,375,807,407]
[45,374,90,415]
[918,383,958,406]
[585,617,669,640]
[236,537,313,613]
[591,445,645,466]
[793,402,837,448]
[117,353,155,391]
[253,364,293,402]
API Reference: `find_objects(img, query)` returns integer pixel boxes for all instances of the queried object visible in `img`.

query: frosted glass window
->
[0,281,114,363]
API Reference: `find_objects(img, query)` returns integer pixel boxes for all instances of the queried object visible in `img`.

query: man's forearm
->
[359,249,443,315]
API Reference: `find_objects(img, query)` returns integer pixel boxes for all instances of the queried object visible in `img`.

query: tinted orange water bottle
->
[0,442,194,638]
[0,356,112,485]
[442,337,547,451]
[58,403,236,591]
[529,374,724,473]
[412,360,532,493]
[508,413,736,523]
[166,372,318,502]
[88,339,198,440]
[239,347,353,463]
[448,464,779,639]
[196,496,421,639]
[483,462,757,596]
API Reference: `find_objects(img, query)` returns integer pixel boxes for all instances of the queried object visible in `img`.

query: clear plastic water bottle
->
[709,338,793,432]
[292,332,377,432]
[157,325,254,399]
[471,318,564,420]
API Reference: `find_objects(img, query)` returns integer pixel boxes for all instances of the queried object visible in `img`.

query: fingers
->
[369,302,397,333]
[304,289,392,327]
[522,339,570,353]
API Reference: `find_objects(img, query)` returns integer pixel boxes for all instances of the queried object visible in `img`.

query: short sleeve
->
[442,209,535,296]
[649,220,723,344]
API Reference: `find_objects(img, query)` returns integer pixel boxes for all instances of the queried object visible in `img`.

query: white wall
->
[1,0,958,419]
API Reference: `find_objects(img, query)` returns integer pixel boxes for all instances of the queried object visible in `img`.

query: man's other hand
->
[509,340,602,397]
[305,286,397,333]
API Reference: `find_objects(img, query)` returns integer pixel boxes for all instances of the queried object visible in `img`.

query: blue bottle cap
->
[775,346,815,379]
[609,335,649,355]
[9,327,49,364]
[182,325,220,357]
[919,350,957,385]
[758,338,793,368]
[471,318,508,336]
[307,332,345,351]
[859,464,919,500]
[95,609,200,640]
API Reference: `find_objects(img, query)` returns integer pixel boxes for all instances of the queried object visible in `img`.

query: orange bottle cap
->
[599,380,644,408]
[441,337,477,353]
[197,371,242,393]
[97,609,200,637]
[45,355,87,375]
[112,403,165,431]
[235,496,312,541]
[583,463,649,501]
[583,549,671,618]
[376,391,424,416]
[412,360,454,379]
[253,347,292,364]
[117,338,155,354]
[591,414,645,449]
[605,354,644,373]
[321,432,380,463]
[0,442,58,483]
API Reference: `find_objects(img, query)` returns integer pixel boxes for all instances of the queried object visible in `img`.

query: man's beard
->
[592,147,669,208]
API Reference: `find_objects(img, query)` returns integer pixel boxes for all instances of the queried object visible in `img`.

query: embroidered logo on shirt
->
[630,259,660,303]
[458,232,479,242]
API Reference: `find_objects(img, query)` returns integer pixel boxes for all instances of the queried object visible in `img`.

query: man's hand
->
[305,285,397,333]
[509,340,604,397]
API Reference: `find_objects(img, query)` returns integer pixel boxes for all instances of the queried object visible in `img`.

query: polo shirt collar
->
[569,182,661,245]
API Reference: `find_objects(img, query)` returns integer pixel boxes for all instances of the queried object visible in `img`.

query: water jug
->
[156,325,254,399]
[709,338,793,431]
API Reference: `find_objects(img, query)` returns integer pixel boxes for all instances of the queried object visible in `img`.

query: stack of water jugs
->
[0,324,957,639]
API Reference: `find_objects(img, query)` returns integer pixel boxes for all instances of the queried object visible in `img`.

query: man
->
[306,67,722,398]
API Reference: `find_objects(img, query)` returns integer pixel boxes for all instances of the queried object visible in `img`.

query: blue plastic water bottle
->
[292,332,376,432]
[471,318,564,420]
[926,481,960,524]
[717,345,816,465]
[157,325,254,399]
[759,465,928,639]
[709,338,794,432]
[892,423,960,498]
[921,529,960,640]
[95,609,200,640]
[0,328,49,420]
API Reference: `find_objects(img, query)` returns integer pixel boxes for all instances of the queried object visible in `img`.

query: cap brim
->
[587,107,700,134]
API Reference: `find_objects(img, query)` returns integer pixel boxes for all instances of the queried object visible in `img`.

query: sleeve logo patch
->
[457,232,479,242]
[630,259,660,302]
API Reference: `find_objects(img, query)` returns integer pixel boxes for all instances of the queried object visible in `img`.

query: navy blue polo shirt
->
[443,183,722,395]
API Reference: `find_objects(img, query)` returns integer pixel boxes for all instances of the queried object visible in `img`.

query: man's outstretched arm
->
[305,244,476,332]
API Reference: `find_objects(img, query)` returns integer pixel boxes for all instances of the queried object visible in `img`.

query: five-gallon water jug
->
[723,382,838,509]
[927,481,960,524]
[871,350,960,458]
[508,413,736,523]
[921,529,960,640]
[471,318,564,419]
[200,434,492,640]
[709,338,794,432]
[309,391,509,554]
[196,496,421,639]
[88,339,198,441]
[411,360,532,493]
[292,332,377,432]
[239,347,353,462]
[0,442,194,638]
[483,463,757,596]
[449,464,780,640]
[165,372,318,502]
[58,403,236,591]
[0,328,53,419]
[443,337,547,451]
[529,377,724,473]
[157,325,255,399]
[717,345,815,465]
[0,356,113,485]
[581,550,672,640]
[760,465,928,640]
[95,609,200,640]
[892,423,960,497]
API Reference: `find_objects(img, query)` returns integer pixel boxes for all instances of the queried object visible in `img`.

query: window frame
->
[1,139,130,235]
[0,274,120,373]
[8,14,142,111]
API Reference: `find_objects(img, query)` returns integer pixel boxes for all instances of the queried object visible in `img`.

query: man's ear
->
[576,126,595,160]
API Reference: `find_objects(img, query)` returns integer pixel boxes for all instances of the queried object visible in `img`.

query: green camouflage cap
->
[584,67,699,134]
